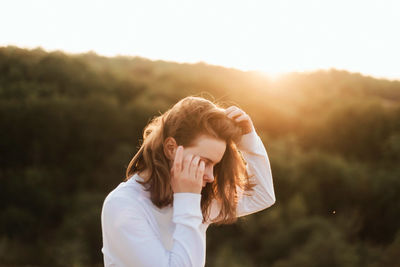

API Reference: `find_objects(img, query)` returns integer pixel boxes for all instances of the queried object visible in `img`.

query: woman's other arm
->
[235,129,276,217]
[223,106,276,217]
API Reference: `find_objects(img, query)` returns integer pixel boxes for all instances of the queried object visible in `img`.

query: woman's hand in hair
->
[225,106,255,135]
[170,146,206,194]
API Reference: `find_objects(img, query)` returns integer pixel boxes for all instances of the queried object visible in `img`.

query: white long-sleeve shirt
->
[101,129,276,267]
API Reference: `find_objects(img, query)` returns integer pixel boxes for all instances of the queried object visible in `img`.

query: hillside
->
[1,46,399,266]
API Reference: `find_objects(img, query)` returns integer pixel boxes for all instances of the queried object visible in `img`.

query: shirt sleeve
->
[101,193,206,267]
[235,129,276,217]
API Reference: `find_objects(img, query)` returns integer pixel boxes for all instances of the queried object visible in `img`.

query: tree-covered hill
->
[1,46,399,266]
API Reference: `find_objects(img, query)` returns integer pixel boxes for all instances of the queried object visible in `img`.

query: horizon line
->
[2,44,399,83]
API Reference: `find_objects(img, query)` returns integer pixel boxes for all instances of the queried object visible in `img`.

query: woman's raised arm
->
[224,106,276,217]
[235,129,276,217]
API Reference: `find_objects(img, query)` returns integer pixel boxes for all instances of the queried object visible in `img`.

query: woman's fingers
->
[234,113,249,122]
[224,105,254,135]
[189,156,200,179]
[173,146,183,175]
[196,160,206,181]
[224,105,238,114]
[226,108,244,119]
[181,154,194,180]
[170,146,205,194]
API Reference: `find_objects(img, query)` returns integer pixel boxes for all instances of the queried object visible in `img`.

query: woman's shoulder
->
[101,181,151,230]
[102,175,149,213]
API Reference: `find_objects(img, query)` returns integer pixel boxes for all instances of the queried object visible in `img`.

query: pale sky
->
[1,0,399,80]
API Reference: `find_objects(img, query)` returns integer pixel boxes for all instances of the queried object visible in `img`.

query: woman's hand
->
[170,146,206,194]
[225,106,255,135]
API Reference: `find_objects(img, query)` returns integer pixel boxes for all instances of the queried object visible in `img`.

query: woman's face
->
[177,134,226,187]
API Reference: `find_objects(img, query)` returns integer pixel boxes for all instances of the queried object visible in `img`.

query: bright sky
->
[1,0,399,80]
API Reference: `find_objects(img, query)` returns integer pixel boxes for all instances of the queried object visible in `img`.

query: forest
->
[0,46,399,266]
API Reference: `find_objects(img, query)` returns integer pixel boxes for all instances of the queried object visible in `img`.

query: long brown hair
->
[125,95,256,225]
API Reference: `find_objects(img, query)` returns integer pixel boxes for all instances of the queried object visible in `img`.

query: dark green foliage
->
[1,46,399,266]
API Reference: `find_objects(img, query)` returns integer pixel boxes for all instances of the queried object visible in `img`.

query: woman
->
[101,96,276,267]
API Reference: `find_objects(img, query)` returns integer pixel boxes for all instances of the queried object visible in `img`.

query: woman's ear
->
[163,137,178,160]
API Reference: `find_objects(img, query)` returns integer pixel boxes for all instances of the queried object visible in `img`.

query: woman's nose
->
[204,168,214,182]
